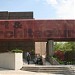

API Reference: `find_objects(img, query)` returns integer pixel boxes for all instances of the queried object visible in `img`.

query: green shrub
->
[64,50,75,62]
[11,48,23,53]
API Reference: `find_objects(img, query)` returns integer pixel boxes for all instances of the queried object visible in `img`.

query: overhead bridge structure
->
[0,19,75,60]
[0,20,75,41]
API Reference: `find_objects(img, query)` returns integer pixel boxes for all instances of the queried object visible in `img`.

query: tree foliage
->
[54,42,75,51]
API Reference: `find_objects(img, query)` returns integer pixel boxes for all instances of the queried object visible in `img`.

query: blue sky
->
[0,0,75,19]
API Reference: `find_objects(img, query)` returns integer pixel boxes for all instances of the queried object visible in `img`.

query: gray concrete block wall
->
[0,11,33,19]
[0,11,8,19]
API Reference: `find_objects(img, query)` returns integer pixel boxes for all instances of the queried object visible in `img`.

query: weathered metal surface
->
[0,20,75,41]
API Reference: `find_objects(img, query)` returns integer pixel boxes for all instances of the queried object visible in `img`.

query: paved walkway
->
[0,68,64,75]
[0,60,74,75]
[0,61,62,75]
[0,60,52,75]
[0,65,75,75]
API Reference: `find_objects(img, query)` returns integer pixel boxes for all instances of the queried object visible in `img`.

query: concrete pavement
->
[0,68,64,75]
[0,64,74,75]
[0,60,52,75]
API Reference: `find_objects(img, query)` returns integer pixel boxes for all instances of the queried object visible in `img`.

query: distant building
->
[0,11,33,19]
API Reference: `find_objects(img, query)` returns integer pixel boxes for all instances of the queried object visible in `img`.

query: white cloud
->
[45,0,75,19]
[46,0,57,5]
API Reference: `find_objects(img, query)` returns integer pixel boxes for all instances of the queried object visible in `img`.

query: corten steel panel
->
[0,20,75,41]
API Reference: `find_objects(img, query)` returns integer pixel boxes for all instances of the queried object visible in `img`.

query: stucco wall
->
[0,52,23,70]
[35,42,46,57]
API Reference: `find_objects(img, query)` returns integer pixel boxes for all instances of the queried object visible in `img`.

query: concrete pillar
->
[46,40,54,63]
[47,40,54,56]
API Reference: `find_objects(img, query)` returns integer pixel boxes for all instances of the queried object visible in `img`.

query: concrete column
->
[46,40,54,63]
[48,40,54,56]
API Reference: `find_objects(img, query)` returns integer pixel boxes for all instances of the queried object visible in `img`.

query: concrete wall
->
[0,52,23,70]
[9,12,33,19]
[15,53,23,70]
[35,42,46,57]
[0,11,8,19]
[49,57,60,65]
[0,11,33,19]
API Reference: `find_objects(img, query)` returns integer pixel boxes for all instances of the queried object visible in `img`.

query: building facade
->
[0,11,46,59]
[0,11,75,60]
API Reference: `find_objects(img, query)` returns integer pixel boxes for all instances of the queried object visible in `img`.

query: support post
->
[48,40,54,56]
[46,40,54,62]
